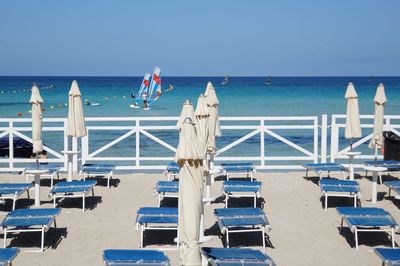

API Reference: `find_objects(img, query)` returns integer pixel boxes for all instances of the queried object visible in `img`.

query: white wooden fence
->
[0,115,399,172]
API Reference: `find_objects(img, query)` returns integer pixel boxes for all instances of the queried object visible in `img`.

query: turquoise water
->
[0,76,399,167]
[0,76,400,118]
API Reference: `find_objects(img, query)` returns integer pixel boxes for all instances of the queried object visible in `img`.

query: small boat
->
[265,76,272,86]
[221,74,229,85]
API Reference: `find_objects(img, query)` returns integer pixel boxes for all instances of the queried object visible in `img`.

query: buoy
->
[13,90,16,93]
[50,105,54,109]
[28,110,32,113]
[58,104,62,108]
[64,103,68,106]
[17,112,22,117]
[85,99,88,102]
[122,95,126,99]
[105,97,109,100]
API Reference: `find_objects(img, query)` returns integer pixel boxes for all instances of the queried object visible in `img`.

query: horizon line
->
[0,75,399,78]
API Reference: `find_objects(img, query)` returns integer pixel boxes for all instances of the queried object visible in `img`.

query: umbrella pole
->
[349,139,353,151]
[35,152,39,169]
[374,146,378,166]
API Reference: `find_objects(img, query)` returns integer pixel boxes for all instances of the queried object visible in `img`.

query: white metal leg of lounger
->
[139,224,179,250]
[225,193,258,208]
[4,227,47,252]
[323,192,358,211]
[52,188,94,212]
[224,227,267,250]
[353,227,395,250]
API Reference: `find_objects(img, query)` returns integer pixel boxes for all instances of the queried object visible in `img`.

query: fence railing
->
[0,115,399,172]
[330,115,400,163]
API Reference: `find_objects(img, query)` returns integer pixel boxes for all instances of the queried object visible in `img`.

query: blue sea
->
[0,76,400,168]
[1,76,400,118]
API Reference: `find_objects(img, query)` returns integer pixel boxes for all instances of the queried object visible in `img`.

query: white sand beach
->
[1,170,399,266]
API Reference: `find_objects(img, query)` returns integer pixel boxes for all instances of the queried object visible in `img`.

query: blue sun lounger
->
[135,207,178,249]
[303,163,347,179]
[25,163,61,187]
[0,183,32,211]
[223,181,262,208]
[337,207,398,250]
[364,160,400,184]
[1,208,61,252]
[374,248,400,266]
[49,180,97,212]
[164,162,180,181]
[155,181,179,207]
[0,248,20,266]
[202,247,275,266]
[385,181,400,200]
[221,163,256,181]
[103,249,171,266]
[81,163,114,188]
[319,179,360,210]
[214,208,271,250]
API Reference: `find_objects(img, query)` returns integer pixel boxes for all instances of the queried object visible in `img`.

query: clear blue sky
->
[1,0,399,76]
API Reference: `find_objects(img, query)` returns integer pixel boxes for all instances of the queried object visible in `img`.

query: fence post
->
[9,121,14,170]
[314,116,319,163]
[260,119,265,166]
[136,119,140,167]
[81,134,88,167]
[330,115,338,163]
[321,114,328,163]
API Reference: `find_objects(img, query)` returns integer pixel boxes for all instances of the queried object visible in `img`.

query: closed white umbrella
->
[65,80,87,181]
[368,83,387,204]
[204,82,221,152]
[30,83,44,159]
[176,117,203,266]
[66,80,87,138]
[345,82,362,149]
[369,83,387,154]
[194,94,209,154]
[177,100,196,131]
[344,82,362,180]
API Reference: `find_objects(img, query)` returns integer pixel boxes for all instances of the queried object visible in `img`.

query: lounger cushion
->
[0,183,32,195]
[223,181,261,192]
[50,180,96,194]
[303,163,345,172]
[202,247,274,266]
[166,162,179,172]
[337,207,390,217]
[136,208,178,224]
[156,181,179,193]
[0,248,19,265]
[1,208,61,228]
[215,208,269,227]
[82,164,114,173]
[26,163,61,173]
[222,163,254,172]
[103,249,169,265]
[375,248,400,265]
[320,179,359,193]
[364,160,400,171]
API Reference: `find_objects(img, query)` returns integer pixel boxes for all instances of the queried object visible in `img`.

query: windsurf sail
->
[131,67,162,108]
[147,67,162,106]
[222,74,229,85]
[132,73,151,105]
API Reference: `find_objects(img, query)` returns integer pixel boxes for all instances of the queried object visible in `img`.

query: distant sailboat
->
[221,74,229,85]
[265,76,272,86]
